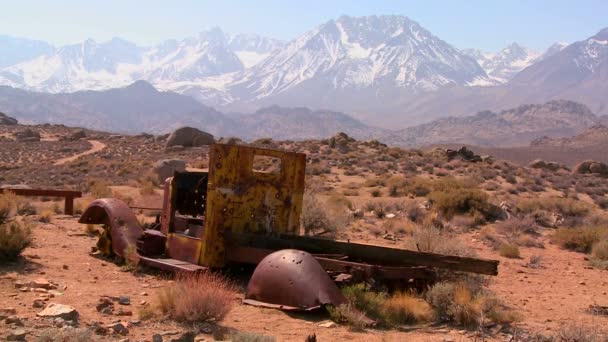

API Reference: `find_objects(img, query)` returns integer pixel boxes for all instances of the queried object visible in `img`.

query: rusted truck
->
[80,143,498,310]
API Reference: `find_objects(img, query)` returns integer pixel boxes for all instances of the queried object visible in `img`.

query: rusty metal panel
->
[200,144,306,267]
[166,234,202,264]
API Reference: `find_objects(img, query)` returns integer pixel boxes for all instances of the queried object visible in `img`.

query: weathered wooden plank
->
[226,232,499,275]
[1,188,82,215]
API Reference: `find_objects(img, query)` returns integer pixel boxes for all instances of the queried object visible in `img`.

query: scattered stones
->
[36,303,79,321]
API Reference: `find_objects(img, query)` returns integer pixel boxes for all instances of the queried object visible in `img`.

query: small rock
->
[6,328,27,341]
[108,322,129,335]
[579,281,586,285]
[118,296,131,305]
[62,265,69,270]
[116,308,133,316]
[32,300,46,308]
[318,320,336,328]
[385,213,396,219]
[5,316,24,326]
[37,303,79,321]
[152,334,163,342]
[29,278,56,290]
[0,307,17,316]
[170,331,196,342]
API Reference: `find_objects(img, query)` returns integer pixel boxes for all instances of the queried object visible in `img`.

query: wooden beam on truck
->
[226,232,499,275]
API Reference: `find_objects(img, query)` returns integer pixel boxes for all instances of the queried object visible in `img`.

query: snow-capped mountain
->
[463,43,540,83]
[0,35,54,68]
[0,29,284,93]
[173,15,490,107]
[228,34,285,68]
[540,42,568,59]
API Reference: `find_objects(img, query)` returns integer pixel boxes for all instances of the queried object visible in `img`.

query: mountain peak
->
[594,27,608,40]
[125,80,158,93]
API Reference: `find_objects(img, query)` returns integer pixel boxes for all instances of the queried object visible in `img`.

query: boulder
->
[166,127,214,148]
[0,112,18,125]
[529,159,564,172]
[36,303,79,321]
[14,129,40,142]
[574,160,608,176]
[153,159,186,183]
[69,130,86,140]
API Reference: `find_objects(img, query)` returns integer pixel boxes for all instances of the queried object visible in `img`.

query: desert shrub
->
[301,190,348,236]
[552,227,608,253]
[404,201,426,223]
[596,197,608,210]
[517,198,591,218]
[327,303,369,331]
[425,282,518,328]
[155,272,235,323]
[592,239,608,261]
[38,210,53,223]
[342,283,387,321]
[89,179,112,198]
[429,187,490,220]
[495,217,538,238]
[139,179,156,195]
[0,191,16,223]
[230,331,276,342]
[0,221,33,262]
[410,226,474,257]
[556,324,605,342]
[383,292,434,325]
[370,189,382,197]
[498,243,520,258]
[16,198,37,216]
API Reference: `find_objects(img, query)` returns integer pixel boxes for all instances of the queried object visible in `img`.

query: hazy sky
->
[1,0,606,51]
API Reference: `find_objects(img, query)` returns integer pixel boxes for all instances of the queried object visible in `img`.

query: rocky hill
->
[384,100,599,147]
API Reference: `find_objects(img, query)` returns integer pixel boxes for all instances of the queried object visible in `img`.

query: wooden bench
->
[0,188,83,215]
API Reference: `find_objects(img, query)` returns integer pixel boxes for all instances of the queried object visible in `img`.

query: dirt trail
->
[53,140,106,165]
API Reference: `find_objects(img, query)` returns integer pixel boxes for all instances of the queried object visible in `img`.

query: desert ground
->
[1,123,608,341]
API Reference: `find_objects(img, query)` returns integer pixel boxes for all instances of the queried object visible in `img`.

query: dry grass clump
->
[15,198,37,216]
[154,272,235,323]
[139,179,156,195]
[36,327,94,342]
[88,179,113,198]
[337,284,434,328]
[0,221,33,262]
[38,210,53,223]
[555,323,605,342]
[383,292,434,325]
[327,303,370,331]
[498,243,521,258]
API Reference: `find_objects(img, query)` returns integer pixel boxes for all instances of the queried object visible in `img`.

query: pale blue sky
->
[0,0,606,51]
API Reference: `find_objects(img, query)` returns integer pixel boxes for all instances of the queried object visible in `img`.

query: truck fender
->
[78,198,143,257]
